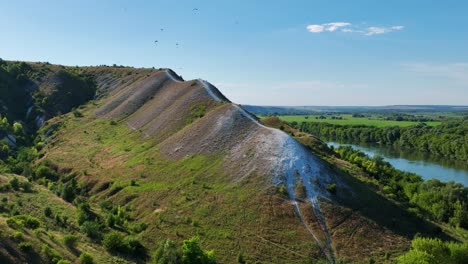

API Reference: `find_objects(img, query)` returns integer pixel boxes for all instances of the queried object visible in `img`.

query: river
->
[327,141,468,186]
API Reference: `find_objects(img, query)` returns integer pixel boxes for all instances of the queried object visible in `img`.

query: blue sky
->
[1,0,467,106]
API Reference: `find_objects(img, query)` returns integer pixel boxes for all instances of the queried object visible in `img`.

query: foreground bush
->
[398,237,468,264]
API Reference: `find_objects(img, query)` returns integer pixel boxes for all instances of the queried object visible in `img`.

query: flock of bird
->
[154,8,199,48]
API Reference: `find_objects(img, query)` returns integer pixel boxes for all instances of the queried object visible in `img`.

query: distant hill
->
[244,104,468,116]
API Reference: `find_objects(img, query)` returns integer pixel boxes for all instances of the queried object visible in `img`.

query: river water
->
[327,141,468,186]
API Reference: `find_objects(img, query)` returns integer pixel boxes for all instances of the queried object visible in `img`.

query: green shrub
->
[130,222,147,233]
[62,234,79,248]
[79,252,94,264]
[153,239,180,264]
[106,214,116,227]
[326,183,337,194]
[23,215,41,229]
[18,241,33,251]
[18,241,33,252]
[277,185,288,197]
[102,231,144,255]
[6,218,20,229]
[34,165,56,180]
[72,109,83,118]
[9,177,20,191]
[57,260,71,264]
[102,231,125,252]
[237,252,246,264]
[398,237,468,264]
[10,231,23,241]
[21,181,33,192]
[182,236,216,264]
[41,244,63,264]
[80,221,101,239]
[44,207,53,218]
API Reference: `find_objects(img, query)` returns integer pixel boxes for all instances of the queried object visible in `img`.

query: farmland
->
[277,114,442,127]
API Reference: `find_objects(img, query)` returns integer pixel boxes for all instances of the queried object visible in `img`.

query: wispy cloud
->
[306,22,404,36]
[307,22,350,33]
[404,62,468,84]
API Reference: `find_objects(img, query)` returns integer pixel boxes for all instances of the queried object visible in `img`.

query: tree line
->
[333,145,468,228]
[293,120,468,161]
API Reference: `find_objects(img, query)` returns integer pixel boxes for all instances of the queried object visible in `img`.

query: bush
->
[57,260,71,264]
[21,181,33,192]
[130,222,147,233]
[277,185,288,197]
[8,215,41,229]
[42,245,63,264]
[398,237,468,264]
[72,109,83,118]
[153,239,180,264]
[34,165,56,180]
[9,177,20,191]
[10,231,23,241]
[326,183,337,194]
[237,252,246,264]
[102,231,144,255]
[24,215,41,229]
[80,221,101,239]
[62,234,79,248]
[44,207,53,218]
[79,252,94,264]
[6,218,21,229]
[182,237,216,264]
[102,231,125,252]
[18,241,33,252]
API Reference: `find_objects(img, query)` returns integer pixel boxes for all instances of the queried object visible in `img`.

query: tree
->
[102,231,125,252]
[182,237,216,264]
[12,122,24,136]
[79,252,94,264]
[9,177,20,191]
[62,234,79,248]
[44,207,53,218]
[153,239,180,264]
[80,221,101,239]
[449,200,467,228]
[61,182,76,202]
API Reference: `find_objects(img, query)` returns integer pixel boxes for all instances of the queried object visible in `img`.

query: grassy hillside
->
[37,106,325,263]
[1,61,465,263]
[0,173,123,264]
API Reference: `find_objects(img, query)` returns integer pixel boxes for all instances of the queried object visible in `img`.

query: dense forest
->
[333,145,468,228]
[293,120,468,161]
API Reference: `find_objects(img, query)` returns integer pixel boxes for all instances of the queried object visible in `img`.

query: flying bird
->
[193,8,199,11]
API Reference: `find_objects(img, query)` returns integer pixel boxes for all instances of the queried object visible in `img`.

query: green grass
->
[36,107,324,263]
[277,114,442,127]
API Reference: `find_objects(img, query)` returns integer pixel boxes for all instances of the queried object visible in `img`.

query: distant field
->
[277,114,442,127]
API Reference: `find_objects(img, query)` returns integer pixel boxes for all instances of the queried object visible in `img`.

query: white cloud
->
[307,22,350,33]
[306,24,325,33]
[324,22,351,32]
[307,22,404,36]
[392,25,404,30]
[365,25,404,36]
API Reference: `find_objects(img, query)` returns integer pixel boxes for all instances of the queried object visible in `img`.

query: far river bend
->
[327,141,468,187]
